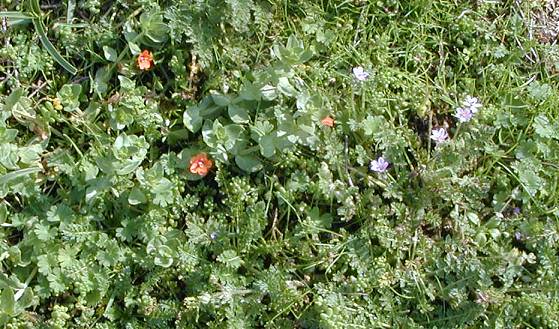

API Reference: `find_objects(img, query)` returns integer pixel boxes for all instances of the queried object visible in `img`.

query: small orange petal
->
[321,116,335,127]
[189,153,213,176]
[137,50,154,70]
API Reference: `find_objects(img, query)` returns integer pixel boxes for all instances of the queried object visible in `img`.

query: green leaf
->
[128,42,141,55]
[224,124,244,151]
[117,158,144,175]
[217,250,243,269]
[2,88,23,112]
[15,288,34,310]
[527,81,551,102]
[33,18,77,75]
[235,155,263,172]
[151,178,174,206]
[362,115,385,136]
[103,46,118,62]
[259,135,275,158]
[57,84,82,112]
[277,77,296,97]
[0,144,19,169]
[228,104,250,124]
[1,287,15,316]
[0,204,6,224]
[128,187,147,205]
[34,222,53,241]
[533,114,558,139]
[154,245,173,268]
[93,66,111,96]
[260,85,277,101]
[183,106,203,133]
[211,92,231,107]
[139,12,169,45]
[239,82,261,101]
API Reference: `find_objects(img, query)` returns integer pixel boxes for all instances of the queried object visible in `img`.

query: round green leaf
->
[235,155,263,173]
[128,188,147,205]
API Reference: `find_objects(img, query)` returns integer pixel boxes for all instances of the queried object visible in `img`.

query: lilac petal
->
[352,66,369,81]
[370,156,389,173]
[430,128,449,144]
[454,107,473,123]
[462,95,482,113]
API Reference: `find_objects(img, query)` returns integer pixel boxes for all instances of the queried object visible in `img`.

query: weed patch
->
[1,0,559,328]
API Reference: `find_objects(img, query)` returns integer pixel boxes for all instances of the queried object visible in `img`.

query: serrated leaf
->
[533,114,558,139]
[362,115,385,136]
[239,82,261,101]
[217,250,243,269]
[57,84,82,112]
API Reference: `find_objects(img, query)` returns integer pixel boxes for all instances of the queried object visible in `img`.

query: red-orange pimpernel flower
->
[137,50,154,70]
[321,116,335,127]
[189,153,213,177]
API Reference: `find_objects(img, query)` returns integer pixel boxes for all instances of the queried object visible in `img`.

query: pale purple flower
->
[369,156,389,173]
[352,66,370,81]
[462,95,482,114]
[431,128,449,144]
[454,107,473,123]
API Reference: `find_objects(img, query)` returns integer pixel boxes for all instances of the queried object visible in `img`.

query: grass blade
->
[33,19,78,75]
[0,167,42,186]
[0,11,35,19]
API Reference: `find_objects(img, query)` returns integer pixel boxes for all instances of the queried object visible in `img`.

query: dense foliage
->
[1,0,559,328]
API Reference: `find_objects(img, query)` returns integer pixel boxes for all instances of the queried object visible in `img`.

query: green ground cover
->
[1,0,559,327]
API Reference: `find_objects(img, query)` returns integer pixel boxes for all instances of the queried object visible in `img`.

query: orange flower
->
[137,50,154,70]
[321,116,335,127]
[189,153,213,177]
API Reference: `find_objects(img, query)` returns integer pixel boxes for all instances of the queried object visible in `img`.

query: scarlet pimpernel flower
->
[189,153,213,177]
[137,50,154,70]
[321,116,335,127]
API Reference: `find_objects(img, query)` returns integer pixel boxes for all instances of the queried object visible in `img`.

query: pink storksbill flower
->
[369,156,389,173]
[431,128,449,144]
[352,66,369,81]
[462,95,482,114]
[454,107,473,123]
